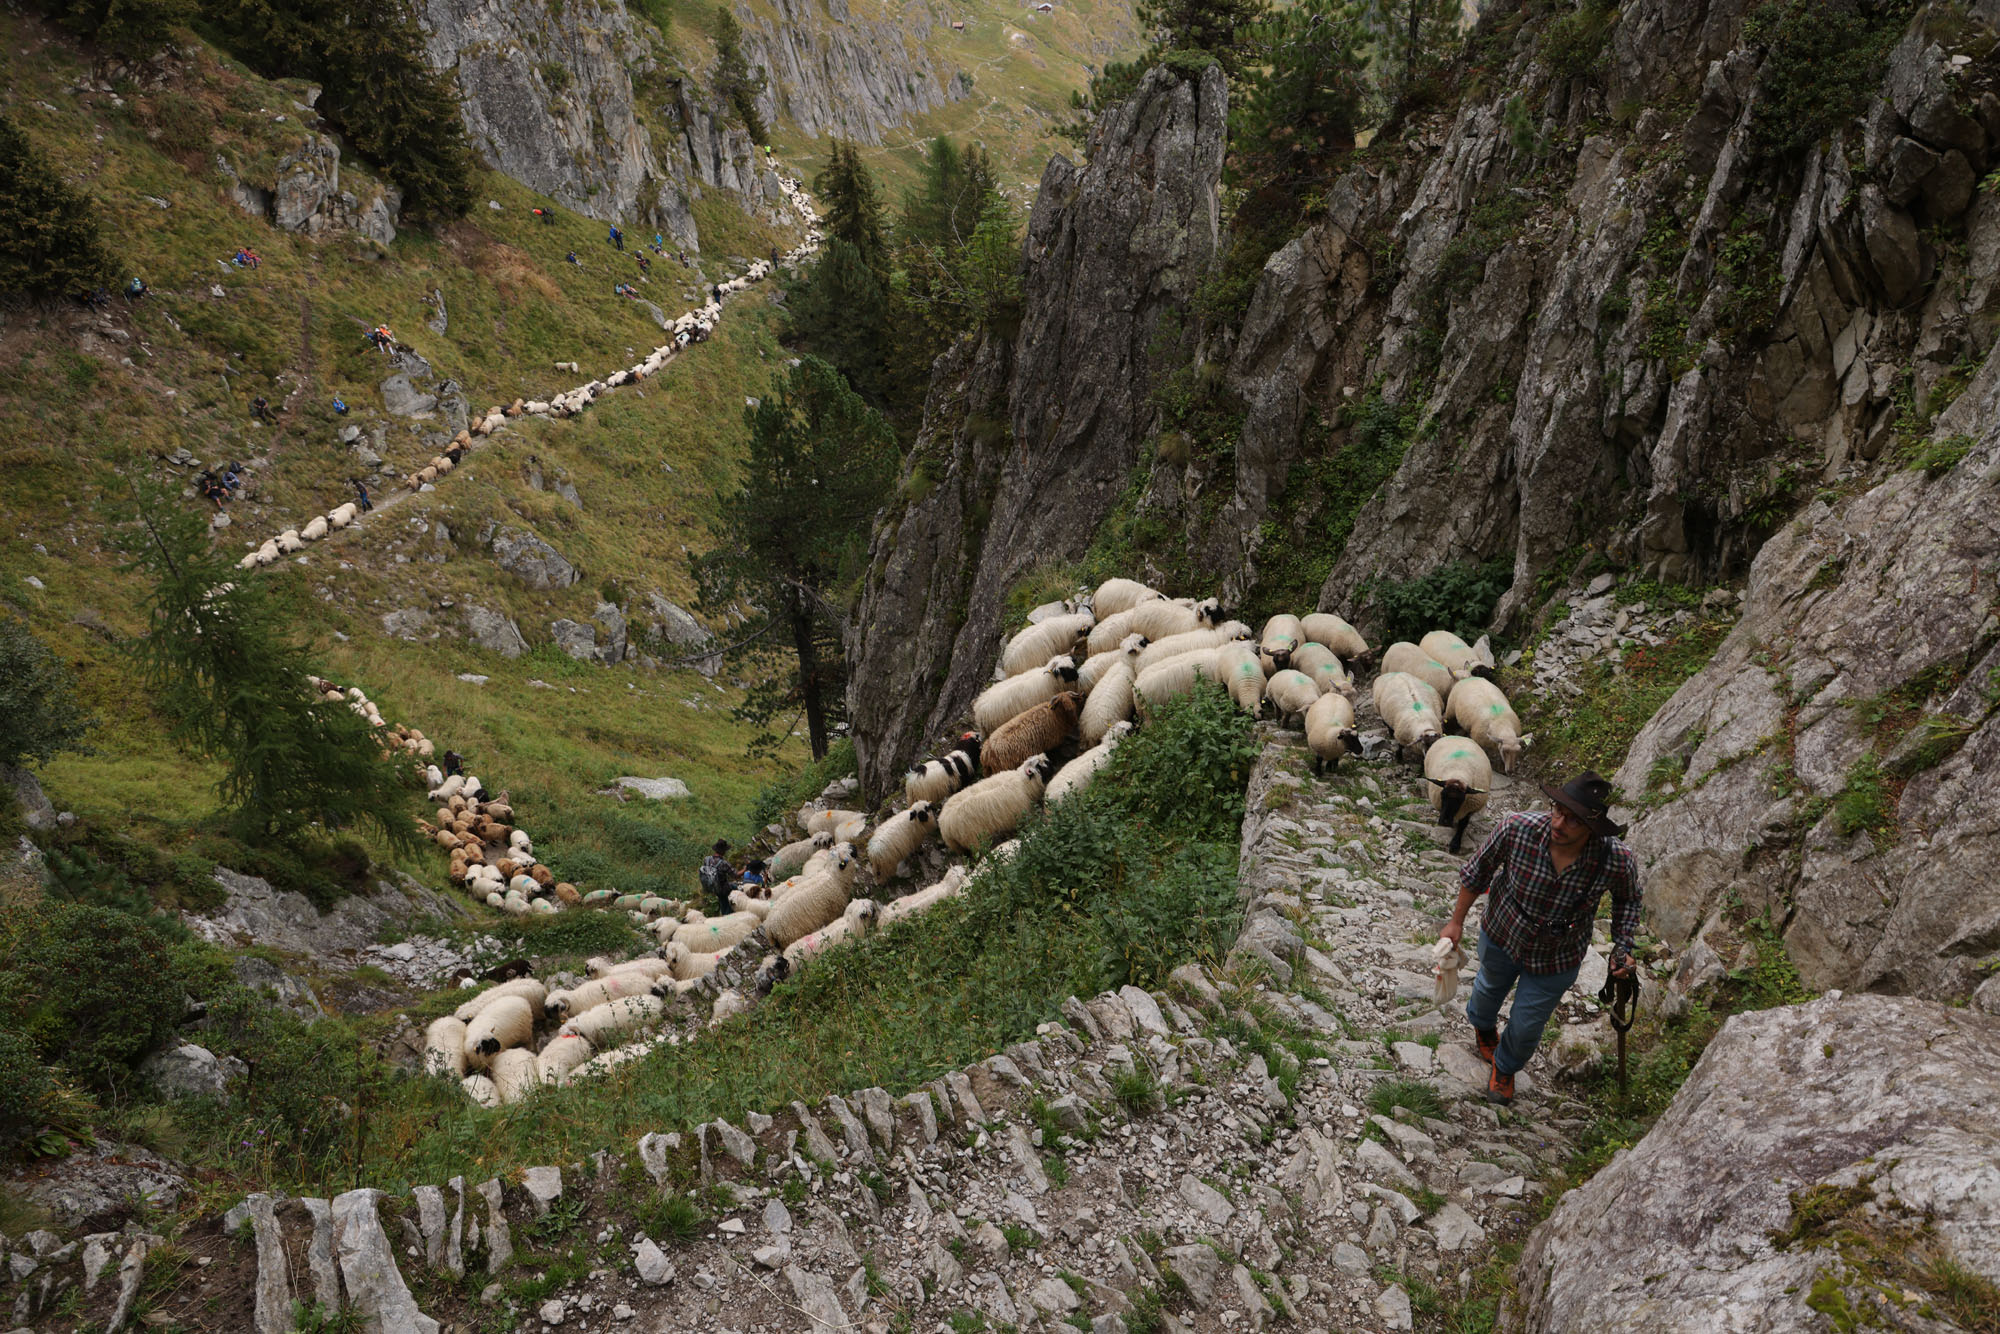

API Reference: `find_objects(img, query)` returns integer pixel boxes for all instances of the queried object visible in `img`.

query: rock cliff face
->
[418,0,772,245]
[1196,0,2000,623]
[848,63,1227,795]
[737,0,969,146]
[1514,994,2000,1332]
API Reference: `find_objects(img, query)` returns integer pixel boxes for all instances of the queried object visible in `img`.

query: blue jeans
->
[1465,932,1579,1076]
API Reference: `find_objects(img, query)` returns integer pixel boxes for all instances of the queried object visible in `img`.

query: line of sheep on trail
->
[230,167,825,576]
[417,572,1537,1107]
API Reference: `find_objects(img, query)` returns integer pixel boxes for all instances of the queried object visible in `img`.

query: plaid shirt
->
[1459,810,1642,975]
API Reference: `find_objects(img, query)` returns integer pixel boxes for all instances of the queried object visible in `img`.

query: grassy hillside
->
[0,9,812,900]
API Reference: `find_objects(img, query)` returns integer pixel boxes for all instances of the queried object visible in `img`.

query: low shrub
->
[1366,558,1512,647]
[0,901,185,1092]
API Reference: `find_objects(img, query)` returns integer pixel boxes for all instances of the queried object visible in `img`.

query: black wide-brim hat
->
[1540,770,1627,838]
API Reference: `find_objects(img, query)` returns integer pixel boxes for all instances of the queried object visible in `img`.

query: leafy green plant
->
[0,900,184,1092]
[1902,433,1975,477]
[1742,0,1915,161]
[1366,559,1512,648]
[1833,753,1894,845]
[633,1190,707,1242]
[1365,1078,1444,1121]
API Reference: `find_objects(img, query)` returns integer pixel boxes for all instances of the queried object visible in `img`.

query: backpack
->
[698,858,727,901]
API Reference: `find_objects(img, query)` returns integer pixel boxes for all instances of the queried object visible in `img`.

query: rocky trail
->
[3,716,1638,1334]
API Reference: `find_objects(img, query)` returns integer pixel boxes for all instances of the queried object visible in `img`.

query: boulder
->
[550,619,599,662]
[462,604,529,658]
[1514,995,2000,1332]
[138,1044,247,1102]
[380,373,438,418]
[2,763,57,831]
[489,526,579,589]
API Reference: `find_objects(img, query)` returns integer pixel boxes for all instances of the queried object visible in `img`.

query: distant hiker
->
[333,397,349,415]
[652,232,663,248]
[533,207,555,225]
[440,749,463,778]
[699,840,735,914]
[1439,771,1641,1105]
[608,224,624,250]
[223,462,244,491]
[566,250,582,267]
[250,395,270,421]
[635,253,651,274]
[352,478,373,512]
[124,277,148,301]
[711,284,722,303]
[198,471,226,508]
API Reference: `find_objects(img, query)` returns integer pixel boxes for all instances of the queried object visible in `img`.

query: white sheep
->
[1077,633,1146,693]
[1134,648,1220,717]
[1266,668,1320,728]
[544,971,654,1020]
[1091,578,1166,618]
[461,1073,501,1108]
[1000,612,1094,676]
[1301,613,1372,664]
[1380,641,1458,701]
[536,1031,596,1085]
[878,866,968,928]
[763,843,862,947]
[1084,608,1147,657]
[301,515,329,542]
[782,897,880,969]
[972,656,1080,733]
[277,529,303,553]
[584,956,674,984]
[662,940,729,981]
[710,990,748,1024]
[1125,598,1219,642]
[803,806,865,837]
[1420,630,1495,682]
[464,995,534,1066]
[939,755,1052,854]
[1079,658,1135,745]
[1292,642,1357,700]
[329,502,359,528]
[833,812,868,844]
[1136,621,1254,673]
[1373,671,1445,757]
[1213,642,1266,714]
[1304,693,1360,775]
[254,539,280,566]
[868,802,937,880]
[453,977,547,1024]
[670,911,762,953]
[1046,720,1132,804]
[1445,676,1528,773]
[489,1047,542,1104]
[769,830,833,878]
[729,888,775,919]
[1423,737,1493,853]
[558,994,666,1044]
[1259,615,1305,672]
[423,1016,468,1080]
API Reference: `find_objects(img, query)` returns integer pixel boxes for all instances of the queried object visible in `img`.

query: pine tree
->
[118,493,416,850]
[0,115,113,300]
[1135,0,1270,76]
[786,238,892,401]
[0,617,92,770]
[41,0,194,58]
[694,357,898,759]
[814,142,889,281]
[319,0,477,223]
[1366,0,1462,106]
[1235,0,1370,179]
[712,4,769,144]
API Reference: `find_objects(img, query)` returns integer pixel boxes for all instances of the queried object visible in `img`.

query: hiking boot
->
[1486,1063,1515,1105]
[1474,1028,1498,1064]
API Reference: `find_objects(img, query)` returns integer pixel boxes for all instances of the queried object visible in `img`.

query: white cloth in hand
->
[1432,936,1467,1008]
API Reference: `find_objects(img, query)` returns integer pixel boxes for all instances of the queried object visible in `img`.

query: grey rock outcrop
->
[183,867,470,956]
[417,0,770,246]
[1515,994,2000,1332]
[1614,357,2000,1001]
[849,62,1228,794]
[2,763,57,831]
[139,1044,248,1102]
[462,604,529,658]
[217,133,400,245]
[738,0,969,146]
[488,525,579,589]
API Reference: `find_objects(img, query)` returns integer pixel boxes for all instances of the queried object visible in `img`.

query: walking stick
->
[1598,970,1639,1092]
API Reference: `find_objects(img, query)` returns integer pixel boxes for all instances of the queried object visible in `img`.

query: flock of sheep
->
[230,169,825,574]
[418,572,1536,1105]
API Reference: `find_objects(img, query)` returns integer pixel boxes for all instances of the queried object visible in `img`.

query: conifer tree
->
[0,617,92,770]
[786,238,892,401]
[40,0,193,57]
[814,141,889,281]
[319,0,477,223]
[119,493,415,850]
[1135,0,1270,75]
[1235,0,1370,179]
[0,115,112,300]
[712,4,769,143]
[694,357,897,759]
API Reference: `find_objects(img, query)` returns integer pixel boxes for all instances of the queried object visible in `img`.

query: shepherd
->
[1436,771,1641,1104]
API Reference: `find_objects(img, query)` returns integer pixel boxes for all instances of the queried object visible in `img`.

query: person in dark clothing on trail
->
[566,251,583,267]
[251,396,270,421]
[699,840,735,914]
[711,284,723,303]
[125,277,148,300]
[440,750,463,777]
[352,478,373,512]
[1439,771,1642,1105]
[533,207,555,225]
[608,224,624,250]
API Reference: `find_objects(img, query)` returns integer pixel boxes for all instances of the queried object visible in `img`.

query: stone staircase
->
[4,726,1627,1333]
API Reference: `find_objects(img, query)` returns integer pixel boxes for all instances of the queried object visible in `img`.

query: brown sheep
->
[981,691,1085,775]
